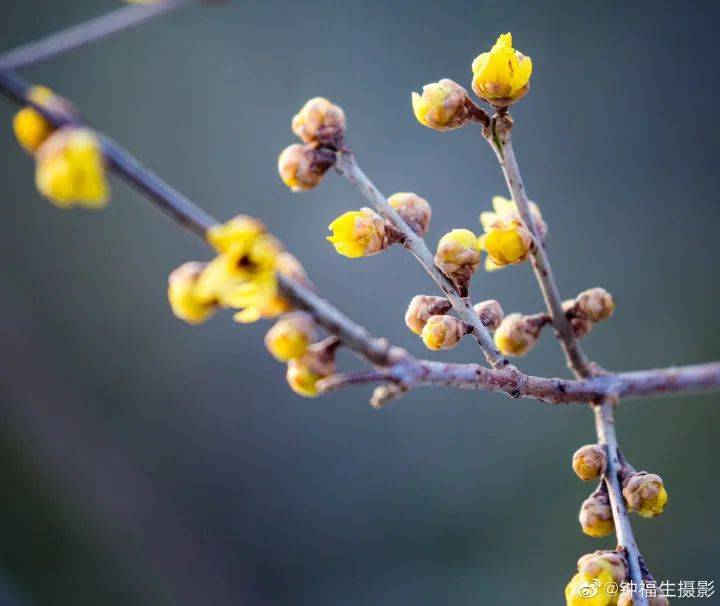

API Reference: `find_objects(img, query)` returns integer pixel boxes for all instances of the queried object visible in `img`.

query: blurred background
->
[1,1,719,604]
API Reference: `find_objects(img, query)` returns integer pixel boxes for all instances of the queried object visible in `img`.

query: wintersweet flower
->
[421,315,466,350]
[327,208,390,258]
[286,348,336,398]
[471,33,532,106]
[572,444,607,481]
[566,551,628,606]
[411,79,470,131]
[480,217,533,268]
[579,492,614,538]
[264,312,316,362]
[206,215,266,253]
[494,313,541,357]
[434,229,481,287]
[13,85,57,153]
[622,472,668,518]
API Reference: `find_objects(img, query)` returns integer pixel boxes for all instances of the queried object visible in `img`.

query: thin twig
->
[0,0,197,70]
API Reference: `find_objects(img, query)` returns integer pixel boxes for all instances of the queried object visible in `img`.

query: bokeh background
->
[1,1,719,604]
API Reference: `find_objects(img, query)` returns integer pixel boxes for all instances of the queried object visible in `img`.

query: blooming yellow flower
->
[471,33,532,106]
[480,218,533,267]
[167,262,217,324]
[13,86,56,153]
[35,127,109,208]
[411,79,469,131]
[206,215,266,253]
[327,208,388,258]
[264,313,316,362]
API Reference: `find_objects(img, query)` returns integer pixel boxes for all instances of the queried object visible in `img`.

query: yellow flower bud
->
[622,472,667,518]
[566,551,628,606]
[12,86,58,153]
[278,143,334,192]
[471,33,532,106]
[472,299,504,332]
[434,229,481,287]
[388,192,432,236]
[35,127,109,208]
[291,97,346,147]
[480,195,546,244]
[206,215,266,253]
[167,262,217,324]
[481,218,533,267]
[575,288,615,323]
[404,295,452,335]
[572,444,607,481]
[411,79,470,131]
[421,315,466,351]
[264,312,316,362]
[327,208,390,258]
[579,492,614,538]
[494,313,540,357]
[286,348,336,398]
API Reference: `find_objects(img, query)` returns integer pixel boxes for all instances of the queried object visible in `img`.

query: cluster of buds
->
[278,97,344,191]
[565,550,628,606]
[493,312,548,357]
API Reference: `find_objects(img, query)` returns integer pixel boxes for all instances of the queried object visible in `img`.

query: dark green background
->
[1,1,719,604]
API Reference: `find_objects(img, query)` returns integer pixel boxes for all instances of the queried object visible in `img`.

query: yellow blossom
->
[264,313,316,362]
[206,215,266,253]
[327,208,388,258]
[471,33,532,106]
[411,79,469,131]
[35,127,109,208]
[480,218,533,267]
[13,86,56,153]
[167,262,216,324]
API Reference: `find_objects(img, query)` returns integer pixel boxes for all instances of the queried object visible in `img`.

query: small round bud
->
[264,312,317,362]
[493,313,540,357]
[411,79,470,131]
[471,33,532,107]
[168,262,217,324]
[572,444,607,481]
[35,127,109,208]
[13,86,76,154]
[618,587,669,606]
[286,348,336,398]
[327,208,391,258]
[278,143,334,192]
[622,472,667,518]
[579,492,614,538]
[388,192,432,236]
[434,229,481,288]
[577,550,628,585]
[404,295,452,335]
[481,218,534,267]
[473,299,504,331]
[566,551,627,606]
[291,97,346,148]
[421,315,466,350]
[575,288,615,323]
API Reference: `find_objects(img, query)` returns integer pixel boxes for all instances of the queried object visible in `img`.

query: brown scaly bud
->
[579,490,614,537]
[388,192,432,236]
[572,444,607,481]
[404,295,452,335]
[291,97,346,148]
[622,472,668,518]
[493,313,545,357]
[434,229,481,292]
[577,550,628,585]
[563,299,593,338]
[618,586,669,606]
[421,315,467,351]
[411,79,471,131]
[472,299,504,332]
[575,287,615,323]
[278,143,335,192]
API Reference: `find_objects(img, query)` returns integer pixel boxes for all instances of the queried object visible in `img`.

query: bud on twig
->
[622,472,668,518]
[566,550,628,606]
[481,217,534,268]
[473,299,504,331]
[404,295,452,335]
[327,207,397,258]
[278,143,335,192]
[388,192,432,236]
[286,340,337,398]
[579,489,614,537]
[291,97,346,149]
[572,444,607,481]
[421,315,467,351]
[264,312,317,362]
[575,287,615,323]
[411,79,470,131]
[493,312,545,356]
[434,229,481,292]
[167,261,217,324]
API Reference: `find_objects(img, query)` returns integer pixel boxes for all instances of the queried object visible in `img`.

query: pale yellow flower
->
[471,33,532,106]
[327,208,388,258]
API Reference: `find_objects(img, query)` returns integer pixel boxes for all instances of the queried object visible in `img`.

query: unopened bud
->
[264,312,317,362]
[286,345,336,398]
[566,550,628,606]
[278,143,335,192]
[494,313,541,357]
[388,192,431,236]
[405,295,452,335]
[291,97,346,148]
[434,229,481,289]
[473,299,504,331]
[577,550,628,585]
[622,472,667,518]
[421,315,466,350]
[327,208,394,258]
[411,79,470,131]
[572,444,607,481]
[575,287,615,323]
[168,262,217,324]
[579,491,614,538]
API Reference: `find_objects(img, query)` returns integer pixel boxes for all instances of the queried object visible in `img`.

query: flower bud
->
[471,33,532,107]
[563,299,593,338]
[35,127,109,208]
[622,472,667,518]
[434,229,481,288]
[168,262,217,324]
[411,79,470,131]
[286,347,336,398]
[327,208,392,258]
[13,86,59,154]
[278,143,334,192]
[493,313,540,357]
[572,444,607,481]
[575,288,615,323]
[473,299,504,331]
[291,97,346,148]
[618,587,669,606]
[265,312,316,362]
[388,192,431,236]
[421,315,466,351]
[481,218,534,267]
[566,551,627,606]
[577,551,628,585]
[404,295,452,335]
[579,492,614,538]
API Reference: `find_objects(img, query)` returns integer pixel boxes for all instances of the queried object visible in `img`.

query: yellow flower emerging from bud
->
[327,208,389,258]
[206,215,265,253]
[286,348,336,398]
[404,295,452,335]
[480,218,533,267]
[434,229,481,287]
[622,472,667,518]
[575,288,615,323]
[411,79,470,131]
[572,444,607,481]
[579,492,614,538]
[278,143,334,192]
[167,262,217,324]
[566,551,628,606]
[494,313,540,357]
[291,97,346,147]
[264,312,316,362]
[35,127,109,208]
[421,315,466,351]
[471,33,532,106]
[13,86,57,154]
[388,192,431,236]
[473,299,504,332]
